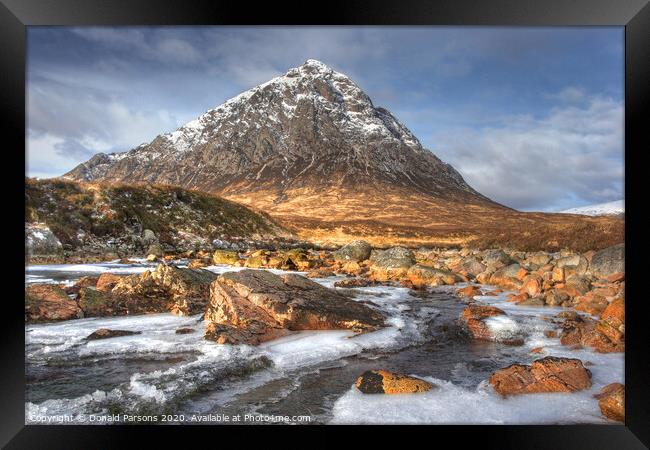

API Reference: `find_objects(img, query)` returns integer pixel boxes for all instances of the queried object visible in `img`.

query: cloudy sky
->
[26,26,624,211]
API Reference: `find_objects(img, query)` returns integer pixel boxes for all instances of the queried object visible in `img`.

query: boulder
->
[489,356,592,396]
[559,312,624,353]
[25,223,63,258]
[142,229,157,246]
[306,268,335,278]
[595,383,624,422]
[86,328,141,340]
[147,243,164,258]
[526,252,551,267]
[25,284,82,322]
[188,259,209,269]
[213,250,239,265]
[521,275,542,297]
[149,264,218,315]
[556,254,589,274]
[456,285,482,298]
[459,304,522,344]
[65,276,99,296]
[355,370,432,394]
[96,273,123,292]
[369,247,416,281]
[333,240,372,262]
[204,270,385,345]
[450,257,486,278]
[407,265,456,287]
[489,264,522,289]
[244,255,268,268]
[482,249,513,266]
[110,264,217,316]
[78,287,117,317]
[590,243,624,278]
[334,277,375,288]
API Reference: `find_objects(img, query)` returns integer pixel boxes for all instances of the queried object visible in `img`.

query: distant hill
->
[559,200,624,217]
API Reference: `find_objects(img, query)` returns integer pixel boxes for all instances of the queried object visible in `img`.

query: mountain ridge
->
[64,59,499,207]
[62,59,623,250]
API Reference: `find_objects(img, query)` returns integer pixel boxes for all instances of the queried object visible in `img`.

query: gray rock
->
[25,223,63,257]
[142,229,157,246]
[333,240,372,262]
[590,243,624,277]
[370,247,416,268]
[482,249,513,266]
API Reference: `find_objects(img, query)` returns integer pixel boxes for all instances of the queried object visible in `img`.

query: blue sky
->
[26,26,624,211]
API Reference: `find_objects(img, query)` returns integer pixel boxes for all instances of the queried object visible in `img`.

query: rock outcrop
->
[204,269,384,345]
[369,247,416,281]
[595,383,624,422]
[25,284,83,322]
[333,240,372,262]
[489,356,592,396]
[590,243,624,277]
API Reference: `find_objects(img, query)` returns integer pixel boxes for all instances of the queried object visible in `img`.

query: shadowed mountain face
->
[64,60,623,250]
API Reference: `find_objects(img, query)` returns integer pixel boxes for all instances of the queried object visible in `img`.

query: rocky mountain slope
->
[25,178,291,260]
[63,60,623,250]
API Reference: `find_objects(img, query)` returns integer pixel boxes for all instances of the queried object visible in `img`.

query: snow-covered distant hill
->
[559,200,624,216]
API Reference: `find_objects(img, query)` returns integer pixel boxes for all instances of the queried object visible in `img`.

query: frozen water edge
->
[25,264,428,423]
[24,263,624,425]
[329,287,624,425]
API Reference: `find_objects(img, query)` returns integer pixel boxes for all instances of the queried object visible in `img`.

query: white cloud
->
[431,92,624,211]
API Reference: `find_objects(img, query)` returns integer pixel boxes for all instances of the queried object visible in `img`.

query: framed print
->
[2,0,648,447]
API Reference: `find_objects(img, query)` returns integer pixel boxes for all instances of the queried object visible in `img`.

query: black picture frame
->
[2,0,648,448]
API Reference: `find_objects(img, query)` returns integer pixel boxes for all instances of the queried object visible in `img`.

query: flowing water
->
[25,261,624,425]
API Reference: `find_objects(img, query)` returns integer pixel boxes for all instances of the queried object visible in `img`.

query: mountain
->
[26,178,291,259]
[64,60,624,250]
[559,200,624,217]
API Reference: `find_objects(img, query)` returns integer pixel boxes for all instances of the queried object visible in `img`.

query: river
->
[25,260,623,424]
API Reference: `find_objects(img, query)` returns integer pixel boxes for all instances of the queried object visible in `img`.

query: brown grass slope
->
[25,178,291,248]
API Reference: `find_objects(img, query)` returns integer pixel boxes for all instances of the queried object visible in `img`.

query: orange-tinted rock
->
[574,293,608,316]
[559,312,624,353]
[306,268,335,278]
[334,277,375,288]
[507,292,529,303]
[530,347,544,353]
[489,356,592,396]
[406,265,456,287]
[552,267,565,282]
[515,268,529,281]
[456,285,482,298]
[355,370,432,394]
[96,273,124,292]
[459,304,519,343]
[204,270,385,345]
[605,273,625,283]
[25,284,83,323]
[187,259,209,269]
[521,276,542,297]
[595,383,624,422]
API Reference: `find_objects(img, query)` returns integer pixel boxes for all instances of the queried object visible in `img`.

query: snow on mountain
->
[64,59,482,200]
[559,200,624,216]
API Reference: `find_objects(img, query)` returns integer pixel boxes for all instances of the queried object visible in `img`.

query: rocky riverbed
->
[24,242,625,425]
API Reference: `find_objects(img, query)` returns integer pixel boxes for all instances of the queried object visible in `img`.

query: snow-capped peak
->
[559,200,624,216]
[153,58,422,155]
